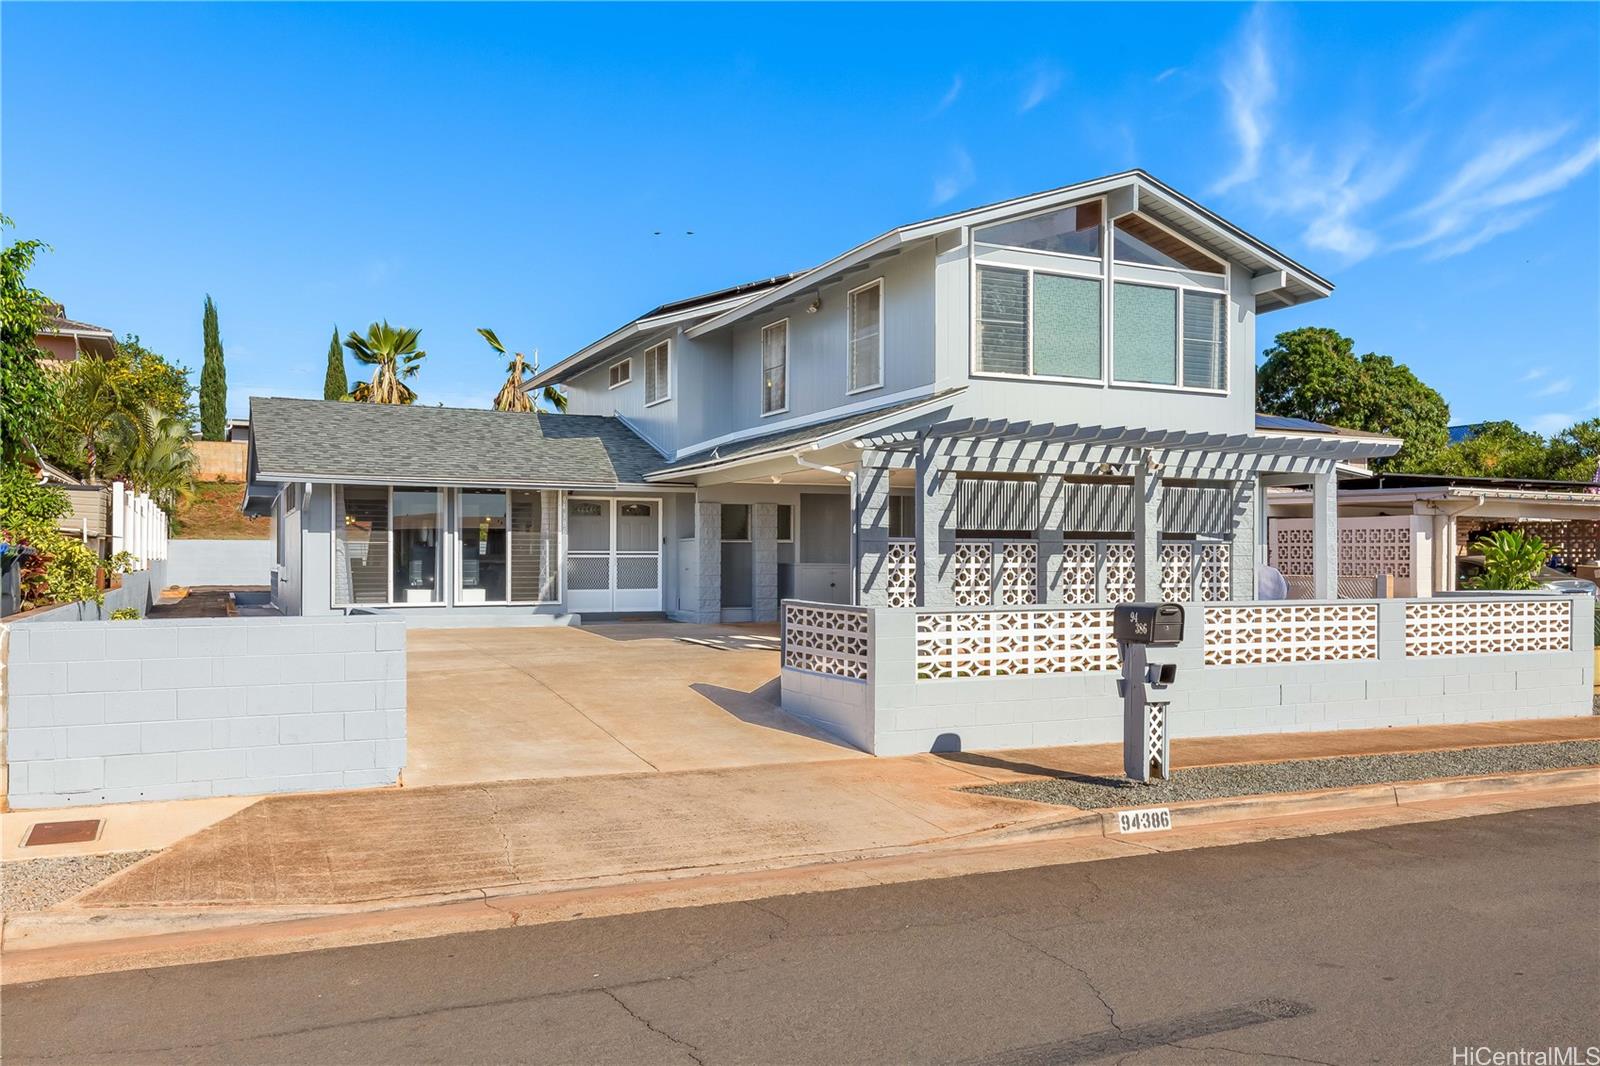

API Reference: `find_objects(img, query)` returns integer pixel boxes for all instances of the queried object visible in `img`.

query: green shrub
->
[109,606,141,620]
[0,464,129,609]
[1461,529,1550,591]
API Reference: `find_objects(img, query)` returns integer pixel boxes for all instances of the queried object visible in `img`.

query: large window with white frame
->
[334,485,445,606]
[1112,282,1227,390]
[847,279,883,393]
[761,319,788,415]
[975,266,1102,380]
[643,340,671,406]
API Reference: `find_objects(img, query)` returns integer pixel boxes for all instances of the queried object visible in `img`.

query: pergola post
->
[855,451,896,607]
[1228,477,1258,601]
[1133,457,1163,601]
[1311,469,1339,599]
[1038,474,1066,605]
[916,448,956,608]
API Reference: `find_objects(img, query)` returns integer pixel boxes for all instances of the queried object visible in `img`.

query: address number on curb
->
[1116,807,1173,834]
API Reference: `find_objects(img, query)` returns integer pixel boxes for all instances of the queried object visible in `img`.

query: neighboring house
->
[246,169,1399,624]
[35,304,116,363]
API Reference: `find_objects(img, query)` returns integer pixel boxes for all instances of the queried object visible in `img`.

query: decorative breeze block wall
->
[915,607,1116,680]
[884,541,917,608]
[1404,598,1571,657]
[1204,603,1379,666]
[782,602,870,680]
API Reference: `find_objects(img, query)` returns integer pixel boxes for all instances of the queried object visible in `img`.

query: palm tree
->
[478,328,567,412]
[53,357,141,482]
[344,322,425,404]
[107,405,196,514]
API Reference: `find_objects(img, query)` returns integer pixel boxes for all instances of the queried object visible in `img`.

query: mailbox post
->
[1113,603,1185,784]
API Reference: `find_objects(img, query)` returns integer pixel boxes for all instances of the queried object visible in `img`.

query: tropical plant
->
[0,464,127,610]
[345,321,425,404]
[1462,529,1551,591]
[478,328,567,412]
[52,357,142,482]
[105,404,197,513]
[323,324,348,401]
[0,214,60,463]
[110,607,141,620]
[199,295,227,440]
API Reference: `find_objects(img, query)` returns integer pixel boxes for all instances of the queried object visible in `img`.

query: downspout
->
[795,446,859,605]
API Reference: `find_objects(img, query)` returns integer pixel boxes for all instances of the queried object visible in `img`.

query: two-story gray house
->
[246,169,1396,624]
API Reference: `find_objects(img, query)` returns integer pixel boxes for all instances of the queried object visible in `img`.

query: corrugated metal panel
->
[1160,483,1232,535]
[954,477,1038,532]
[1061,480,1134,533]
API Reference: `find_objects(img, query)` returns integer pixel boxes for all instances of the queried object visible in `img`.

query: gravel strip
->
[972,740,1600,810]
[1,851,157,913]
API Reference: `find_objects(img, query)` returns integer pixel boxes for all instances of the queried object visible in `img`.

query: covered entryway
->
[565,497,663,613]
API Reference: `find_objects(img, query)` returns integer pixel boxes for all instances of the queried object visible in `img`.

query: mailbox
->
[1113,603,1185,647]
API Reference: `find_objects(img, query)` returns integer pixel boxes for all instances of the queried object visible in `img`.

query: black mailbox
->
[1113,603,1185,647]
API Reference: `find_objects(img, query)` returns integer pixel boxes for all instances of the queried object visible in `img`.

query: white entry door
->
[565,498,662,613]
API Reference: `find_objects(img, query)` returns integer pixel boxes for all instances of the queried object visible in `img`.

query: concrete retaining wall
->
[3,615,406,808]
[11,563,169,624]
[191,441,248,481]
[781,596,1596,756]
[166,539,274,588]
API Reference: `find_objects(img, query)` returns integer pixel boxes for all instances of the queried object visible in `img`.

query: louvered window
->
[608,359,631,389]
[847,280,882,392]
[976,267,1028,375]
[643,341,670,405]
[1181,291,1226,391]
[761,320,788,415]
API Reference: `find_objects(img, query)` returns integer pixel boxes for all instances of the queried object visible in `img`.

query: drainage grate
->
[21,819,104,847]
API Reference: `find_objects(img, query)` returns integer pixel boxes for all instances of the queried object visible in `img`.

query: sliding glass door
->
[334,486,443,606]
[458,489,509,603]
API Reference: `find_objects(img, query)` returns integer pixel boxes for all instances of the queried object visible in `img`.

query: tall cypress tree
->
[199,294,227,439]
[322,324,347,400]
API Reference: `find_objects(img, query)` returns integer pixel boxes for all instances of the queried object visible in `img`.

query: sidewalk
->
[40,716,1600,911]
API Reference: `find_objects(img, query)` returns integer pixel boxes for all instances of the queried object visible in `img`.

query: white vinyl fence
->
[110,482,169,571]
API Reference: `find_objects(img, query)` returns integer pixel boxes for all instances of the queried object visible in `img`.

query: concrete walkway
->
[405,623,858,787]
[61,716,1599,910]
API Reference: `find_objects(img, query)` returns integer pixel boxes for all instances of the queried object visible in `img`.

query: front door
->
[565,497,662,613]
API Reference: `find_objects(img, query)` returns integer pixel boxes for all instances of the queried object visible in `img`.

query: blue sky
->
[5,2,1597,432]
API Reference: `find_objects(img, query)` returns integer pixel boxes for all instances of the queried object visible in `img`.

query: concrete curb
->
[3,765,1595,982]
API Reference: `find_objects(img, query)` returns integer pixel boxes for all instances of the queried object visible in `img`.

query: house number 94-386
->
[1116,808,1172,834]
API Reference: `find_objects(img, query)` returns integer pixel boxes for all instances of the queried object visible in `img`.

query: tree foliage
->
[478,327,567,412]
[0,215,60,463]
[323,324,348,401]
[114,333,194,424]
[0,464,129,610]
[199,294,227,439]
[1544,419,1600,485]
[345,321,425,404]
[1429,421,1548,479]
[1257,327,1450,471]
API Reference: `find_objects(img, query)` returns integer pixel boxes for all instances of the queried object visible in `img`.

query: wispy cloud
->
[1530,411,1580,435]
[1276,142,1418,261]
[1155,67,1181,84]
[932,74,963,115]
[1520,367,1549,383]
[1534,377,1573,399]
[930,146,975,207]
[1406,15,1483,111]
[1017,62,1064,114]
[1211,7,1274,194]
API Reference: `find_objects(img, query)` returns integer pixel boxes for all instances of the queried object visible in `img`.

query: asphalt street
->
[4,804,1597,1065]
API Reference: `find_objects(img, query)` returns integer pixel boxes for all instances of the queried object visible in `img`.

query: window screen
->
[1033,274,1101,378]
[643,341,670,405]
[1181,292,1227,390]
[848,282,882,392]
[1113,282,1177,385]
[761,321,787,414]
[976,267,1028,375]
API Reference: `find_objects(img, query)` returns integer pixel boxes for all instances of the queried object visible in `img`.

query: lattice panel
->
[916,608,1116,680]
[885,540,917,608]
[1340,525,1411,578]
[1060,541,1099,604]
[1204,603,1379,666]
[1404,599,1571,658]
[951,541,993,607]
[997,541,1039,606]
[1160,543,1194,602]
[1198,543,1231,602]
[783,602,870,679]
[1269,526,1314,577]
[566,554,609,590]
[1103,543,1136,604]
[616,556,658,590]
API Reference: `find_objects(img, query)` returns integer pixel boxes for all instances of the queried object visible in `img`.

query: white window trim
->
[643,339,672,407]
[608,358,632,389]
[846,278,885,396]
[1108,277,1230,396]
[760,318,790,417]
[971,263,1106,385]
[330,485,450,610]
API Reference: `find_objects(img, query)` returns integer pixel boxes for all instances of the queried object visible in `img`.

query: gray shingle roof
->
[249,397,675,487]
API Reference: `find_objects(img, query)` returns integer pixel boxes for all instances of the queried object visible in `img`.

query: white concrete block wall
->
[4,616,406,808]
[165,539,274,587]
[780,595,1596,755]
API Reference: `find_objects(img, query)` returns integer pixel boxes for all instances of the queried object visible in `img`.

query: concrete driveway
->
[405,623,862,786]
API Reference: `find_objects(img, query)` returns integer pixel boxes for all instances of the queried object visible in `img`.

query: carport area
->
[405,623,863,786]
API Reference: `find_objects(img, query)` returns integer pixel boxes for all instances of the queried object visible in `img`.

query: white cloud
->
[1534,376,1573,399]
[1018,63,1064,114]
[1531,411,1579,435]
[1277,144,1417,262]
[930,146,975,207]
[933,75,963,114]
[1155,67,1181,84]
[1406,15,1483,110]
[1211,7,1275,194]
[1520,367,1548,383]
[1422,204,1547,261]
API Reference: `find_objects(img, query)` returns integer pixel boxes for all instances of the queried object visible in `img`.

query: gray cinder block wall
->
[781,596,1596,757]
[165,539,274,588]
[3,616,406,809]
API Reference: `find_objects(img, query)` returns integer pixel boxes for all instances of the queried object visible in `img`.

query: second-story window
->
[976,266,1102,380]
[848,280,883,393]
[608,359,631,389]
[761,320,788,415]
[643,340,671,406]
